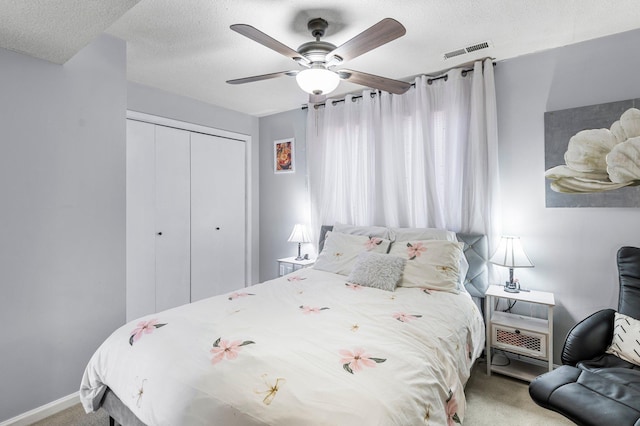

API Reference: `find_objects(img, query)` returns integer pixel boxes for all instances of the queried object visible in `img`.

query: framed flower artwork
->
[544,98,640,207]
[274,138,295,174]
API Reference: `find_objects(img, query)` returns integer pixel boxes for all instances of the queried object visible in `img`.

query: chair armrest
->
[561,308,615,366]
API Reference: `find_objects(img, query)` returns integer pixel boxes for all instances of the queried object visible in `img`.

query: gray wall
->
[495,28,640,363]
[0,35,127,421]
[127,82,260,285]
[258,108,311,282]
[0,38,260,422]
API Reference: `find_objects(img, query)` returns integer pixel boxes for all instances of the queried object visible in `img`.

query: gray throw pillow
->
[347,251,406,292]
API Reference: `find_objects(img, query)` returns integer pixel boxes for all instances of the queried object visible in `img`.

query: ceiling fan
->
[226,17,411,103]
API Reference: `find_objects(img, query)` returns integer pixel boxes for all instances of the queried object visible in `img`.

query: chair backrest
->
[617,246,640,318]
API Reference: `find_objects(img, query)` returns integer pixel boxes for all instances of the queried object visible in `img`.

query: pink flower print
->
[287,275,306,282]
[210,337,255,364]
[299,305,329,314]
[393,312,422,323]
[228,292,255,300]
[345,283,363,291]
[129,319,167,346]
[364,237,383,250]
[132,319,157,341]
[446,389,461,425]
[339,348,386,374]
[406,242,427,260]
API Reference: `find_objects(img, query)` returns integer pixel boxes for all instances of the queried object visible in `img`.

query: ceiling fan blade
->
[327,18,406,63]
[338,69,411,95]
[231,24,310,66]
[226,70,298,85]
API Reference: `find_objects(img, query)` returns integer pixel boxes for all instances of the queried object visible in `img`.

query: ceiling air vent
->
[443,40,493,60]
[443,49,466,60]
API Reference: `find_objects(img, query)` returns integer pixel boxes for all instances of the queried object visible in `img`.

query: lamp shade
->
[296,67,340,95]
[489,236,534,268]
[287,224,311,243]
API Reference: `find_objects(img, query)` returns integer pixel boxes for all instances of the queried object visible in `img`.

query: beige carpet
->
[32,363,574,425]
[30,404,107,426]
[465,362,574,425]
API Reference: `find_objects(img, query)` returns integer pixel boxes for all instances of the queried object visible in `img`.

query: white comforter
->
[80,268,484,425]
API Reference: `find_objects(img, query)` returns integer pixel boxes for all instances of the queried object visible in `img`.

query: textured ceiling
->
[0,0,140,64]
[3,0,640,116]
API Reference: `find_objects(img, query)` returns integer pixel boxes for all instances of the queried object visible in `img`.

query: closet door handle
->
[157,232,163,236]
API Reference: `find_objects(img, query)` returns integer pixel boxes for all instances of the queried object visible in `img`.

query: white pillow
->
[388,239,463,292]
[388,227,457,242]
[333,222,390,239]
[606,312,640,366]
[347,252,406,292]
[313,231,391,276]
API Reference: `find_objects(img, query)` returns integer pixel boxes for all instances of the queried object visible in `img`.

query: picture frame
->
[544,98,640,207]
[274,138,295,174]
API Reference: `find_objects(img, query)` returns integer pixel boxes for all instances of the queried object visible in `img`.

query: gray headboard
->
[318,226,489,297]
[455,233,489,297]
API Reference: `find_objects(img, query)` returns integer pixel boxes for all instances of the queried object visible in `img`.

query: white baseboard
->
[0,392,79,426]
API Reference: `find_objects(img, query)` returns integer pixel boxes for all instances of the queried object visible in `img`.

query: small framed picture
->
[274,138,295,174]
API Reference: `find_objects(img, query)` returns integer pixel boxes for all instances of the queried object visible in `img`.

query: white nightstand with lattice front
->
[277,257,315,277]
[485,284,555,382]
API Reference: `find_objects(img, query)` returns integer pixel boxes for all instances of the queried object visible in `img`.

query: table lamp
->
[489,236,534,293]
[288,224,311,261]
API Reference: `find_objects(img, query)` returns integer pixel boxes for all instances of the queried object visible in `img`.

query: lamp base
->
[504,281,520,293]
[295,242,304,261]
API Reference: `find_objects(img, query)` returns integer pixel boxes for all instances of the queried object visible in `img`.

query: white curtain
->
[306,59,501,251]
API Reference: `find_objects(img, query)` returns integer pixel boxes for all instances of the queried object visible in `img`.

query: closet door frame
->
[126,110,253,287]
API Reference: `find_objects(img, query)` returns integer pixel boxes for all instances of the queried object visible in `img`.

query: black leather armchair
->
[529,246,640,426]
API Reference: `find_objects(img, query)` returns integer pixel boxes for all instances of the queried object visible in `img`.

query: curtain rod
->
[301,60,496,110]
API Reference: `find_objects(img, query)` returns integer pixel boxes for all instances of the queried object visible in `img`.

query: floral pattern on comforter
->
[80,268,484,426]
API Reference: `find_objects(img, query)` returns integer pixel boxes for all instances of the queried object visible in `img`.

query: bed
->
[80,227,488,425]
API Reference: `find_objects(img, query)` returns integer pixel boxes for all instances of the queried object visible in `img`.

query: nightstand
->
[277,257,315,277]
[485,284,555,381]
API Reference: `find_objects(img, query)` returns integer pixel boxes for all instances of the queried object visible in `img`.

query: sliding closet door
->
[190,133,246,301]
[154,126,191,312]
[126,120,156,321]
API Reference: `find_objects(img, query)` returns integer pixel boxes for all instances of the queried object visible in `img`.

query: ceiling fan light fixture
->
[296,67,340,95]
[229,18,408,97]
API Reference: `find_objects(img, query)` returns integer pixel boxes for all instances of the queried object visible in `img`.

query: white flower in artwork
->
[545,108,640,193]
[607,136,640,183]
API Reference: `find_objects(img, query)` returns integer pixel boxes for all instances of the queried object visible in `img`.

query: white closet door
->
[126,120,156,322]
[155,126,191,312]
[190,133,246,301]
